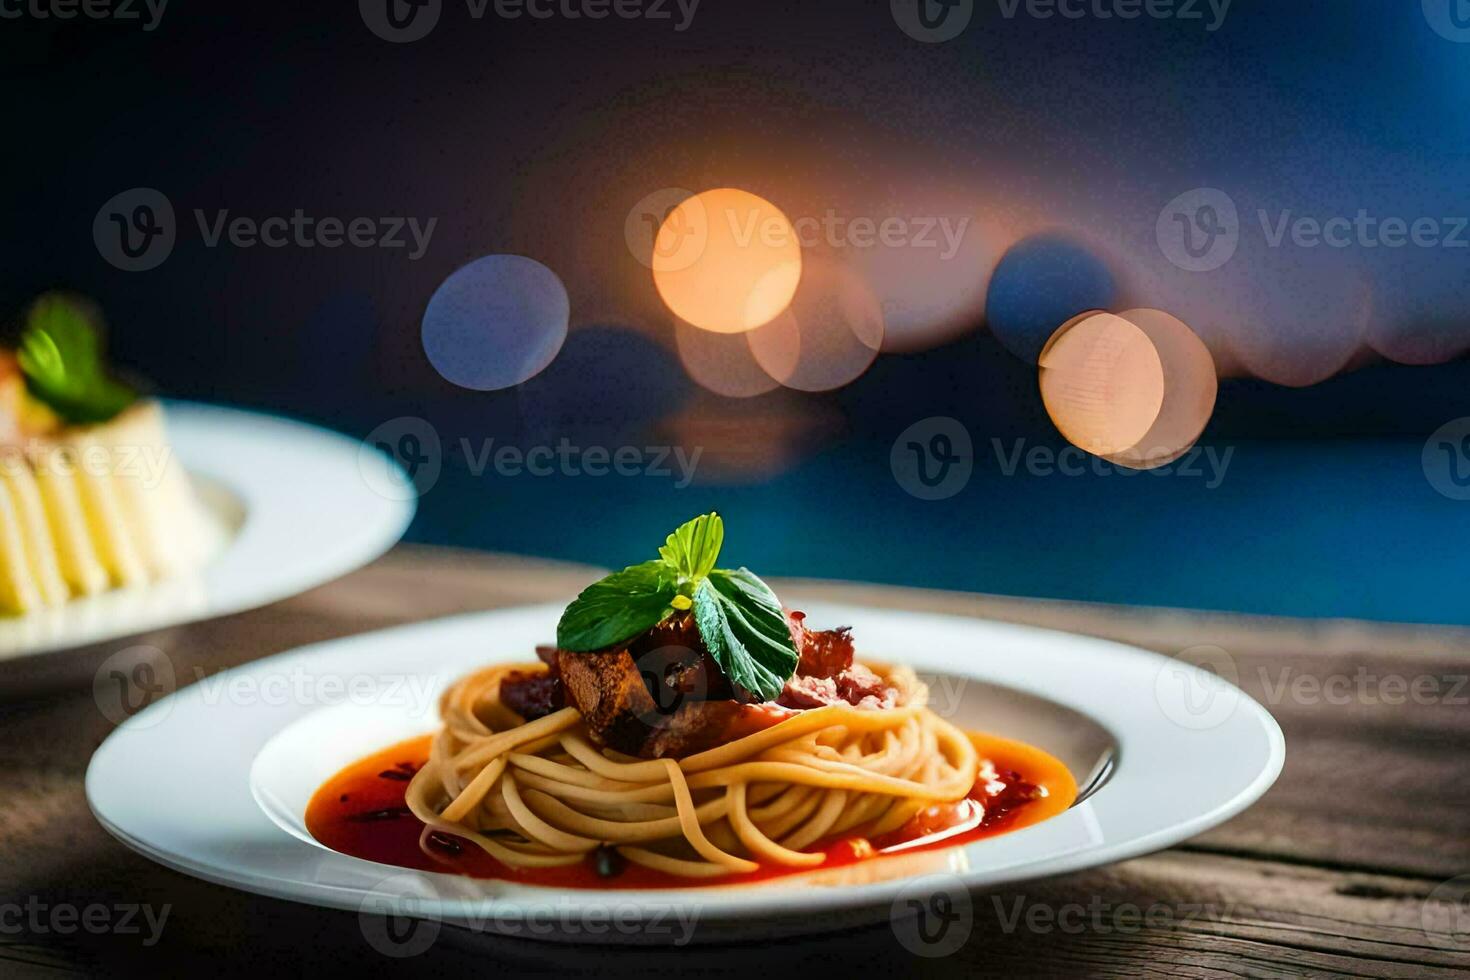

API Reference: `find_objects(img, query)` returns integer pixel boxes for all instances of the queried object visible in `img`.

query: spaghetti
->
[402,662,981,879]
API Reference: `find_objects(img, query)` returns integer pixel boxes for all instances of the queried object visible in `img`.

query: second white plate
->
[0,401,415,660]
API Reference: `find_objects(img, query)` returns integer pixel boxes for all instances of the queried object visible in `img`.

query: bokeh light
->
[987,233,1121,364]
[652,188,803,334]
[745,258,884,392]
[1103,309,1218,468]
[421,254,569,391]
[674,320,780,399]
[1038,311,1165,458]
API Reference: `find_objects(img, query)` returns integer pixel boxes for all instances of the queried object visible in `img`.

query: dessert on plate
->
[0,294,204,614]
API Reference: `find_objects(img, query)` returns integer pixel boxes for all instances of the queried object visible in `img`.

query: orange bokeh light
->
[652,188,803,334]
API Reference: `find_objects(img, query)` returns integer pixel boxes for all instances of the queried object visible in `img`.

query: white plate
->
[86,602,1283,946]
[0,401,414,660]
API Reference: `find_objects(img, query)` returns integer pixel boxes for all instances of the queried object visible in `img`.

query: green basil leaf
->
[692,568,799,702]
[17,294,136,425]
[658,512,723,583]
[556,561,678,651]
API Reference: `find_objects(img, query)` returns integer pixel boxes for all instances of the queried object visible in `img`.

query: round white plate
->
[86,601,1283,946]
[0,401,414,660]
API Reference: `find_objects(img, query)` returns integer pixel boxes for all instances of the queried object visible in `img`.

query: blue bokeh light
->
[421,254,569,391]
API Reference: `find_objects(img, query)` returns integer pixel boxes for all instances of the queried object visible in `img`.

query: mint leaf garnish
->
[658,512,723,582]
[556,560,678,652]
[17,293,137,425]
[692,568,798,702]
[554,513,801,700]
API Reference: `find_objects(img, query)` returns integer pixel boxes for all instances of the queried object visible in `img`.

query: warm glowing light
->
[1038,312,1165,458]
[1038,309,1220,470]
[652,188,803,334]
[1104,309,1219,469]
[746,258,884,392]
[674,320,780,398]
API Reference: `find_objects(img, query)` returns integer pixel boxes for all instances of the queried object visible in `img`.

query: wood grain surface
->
[2,545,1467,978]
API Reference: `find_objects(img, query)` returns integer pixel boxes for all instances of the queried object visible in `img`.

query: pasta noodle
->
[403,662,981,878]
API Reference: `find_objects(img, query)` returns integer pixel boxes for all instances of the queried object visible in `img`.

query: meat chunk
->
[550,611,885,759]
[786,610,854,678]
[557,645,790,758]
[499,670,564,721]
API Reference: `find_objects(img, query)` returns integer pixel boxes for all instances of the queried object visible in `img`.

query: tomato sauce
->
[304,731,1078,890]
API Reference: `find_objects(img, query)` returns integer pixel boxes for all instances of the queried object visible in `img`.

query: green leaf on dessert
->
[556,560,678,652]
[658,512,724,583]
[17,293,137,425]
[692,568,799,702]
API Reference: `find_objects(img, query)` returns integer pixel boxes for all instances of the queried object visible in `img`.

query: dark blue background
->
[5,2,1469,624]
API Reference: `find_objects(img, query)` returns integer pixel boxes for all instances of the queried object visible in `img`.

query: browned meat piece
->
[786,610,854,678]
[777,663,898,710]
[556,630,791,758]
[499,670,564,720]
[556,648,658,753]
[551,612,884,758]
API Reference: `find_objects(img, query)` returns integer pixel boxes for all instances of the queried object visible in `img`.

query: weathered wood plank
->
[2,546,1467,976]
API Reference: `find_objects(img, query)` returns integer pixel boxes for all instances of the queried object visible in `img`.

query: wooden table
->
[4,546,1468,977]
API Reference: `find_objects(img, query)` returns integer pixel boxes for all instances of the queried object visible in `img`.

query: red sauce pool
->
[305,732,1079,889]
